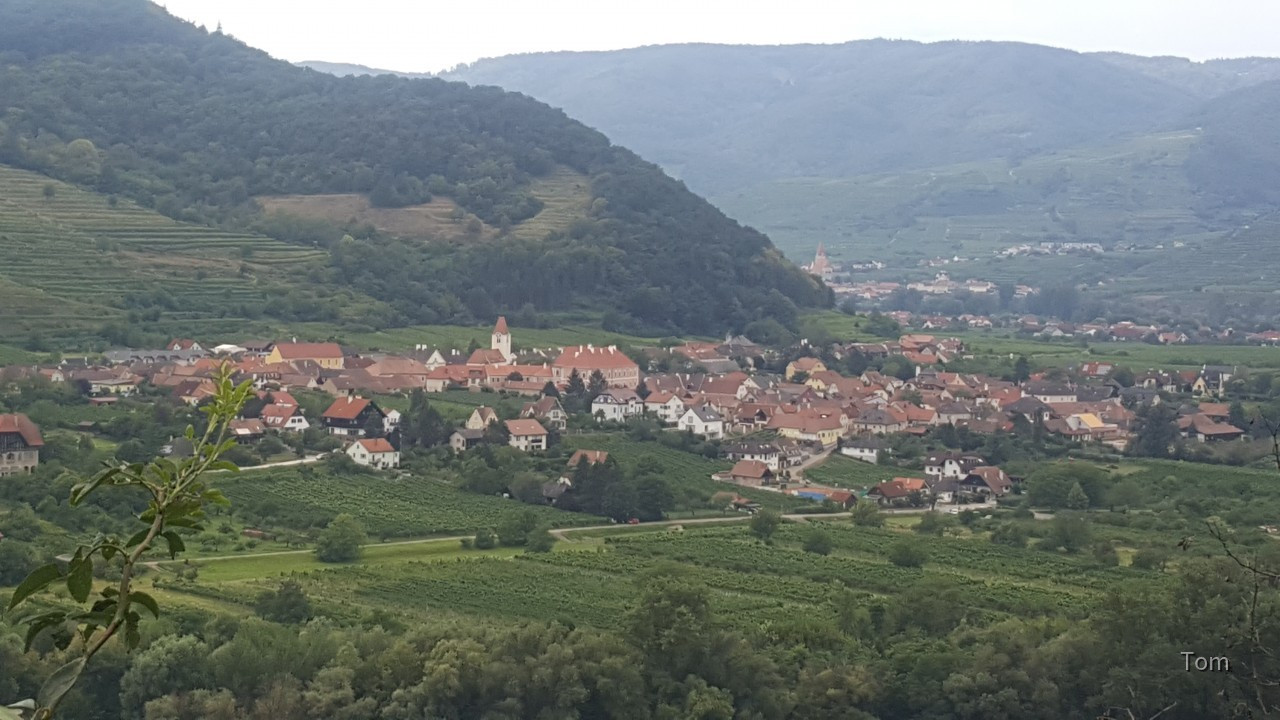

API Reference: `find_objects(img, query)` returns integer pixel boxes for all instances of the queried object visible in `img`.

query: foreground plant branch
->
[2,366,252,720]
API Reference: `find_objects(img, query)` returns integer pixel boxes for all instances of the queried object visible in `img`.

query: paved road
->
[225,454,326,472]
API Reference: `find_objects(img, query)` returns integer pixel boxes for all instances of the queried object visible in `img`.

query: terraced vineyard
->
[0,164,331,338]
[220,466,601,537]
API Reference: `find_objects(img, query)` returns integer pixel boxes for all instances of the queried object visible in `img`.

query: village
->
[1,313,1264,520]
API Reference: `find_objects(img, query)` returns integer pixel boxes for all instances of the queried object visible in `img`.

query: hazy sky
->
[160,0,1280,73]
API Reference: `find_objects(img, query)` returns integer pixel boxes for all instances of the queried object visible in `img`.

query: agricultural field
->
[802,453,923,490]
[217,465,602,538]
[0,164,334,340]
[561,433,812,511]
[0,342,38,365]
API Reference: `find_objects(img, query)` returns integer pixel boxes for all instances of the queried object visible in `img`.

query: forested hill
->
[0,0,829,338]
[443,41,1209,195]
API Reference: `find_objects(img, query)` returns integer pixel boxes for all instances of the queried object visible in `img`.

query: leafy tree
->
[888,539,928,568]
[802,527,833,555]
[1130,547,1170,571]
[315,514,366,563]
[1044,513,1091,553]
[525,526,556,553]
[496,508,539,546]
[3,366,253,719]
[990,521,1030,548]
[914,511,954,536]
[1065,481,1090,510]
[864,311,901,338]
[253,580,312,624]
[1130,403,1179,458]
[749,509,782,541]
[850,501,883,527]
[1105,478,1145,511]
[1013,355,1031,383]
[472,528,496,550]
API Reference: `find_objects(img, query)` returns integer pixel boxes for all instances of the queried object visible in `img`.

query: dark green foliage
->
[314,513,366,563]
[524,526,556,553]
[0,0,830,336]
[472,528,497,550]
[887,539,928,568]
[496,508,540,547]
[801,527,833,555]
[253,580,312,624]
[749,509,782,541]
[1025,463,1111,509]
[1130,403,1180,459]
[850,501,883,527]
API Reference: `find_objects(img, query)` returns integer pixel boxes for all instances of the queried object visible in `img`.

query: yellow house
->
[784,357,827,380]
[267,342,345,370]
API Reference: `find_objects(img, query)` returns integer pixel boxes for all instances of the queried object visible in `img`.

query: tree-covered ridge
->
[0,0,828,336]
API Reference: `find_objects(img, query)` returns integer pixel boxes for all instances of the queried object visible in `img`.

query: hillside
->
[444,41,1201,195]
[0,0,829,340]
[0,163,384,344]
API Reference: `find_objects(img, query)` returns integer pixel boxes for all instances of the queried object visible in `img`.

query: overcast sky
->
[160,0,1280,73]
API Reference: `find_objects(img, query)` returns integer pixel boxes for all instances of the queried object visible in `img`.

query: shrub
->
[888,539,928,568]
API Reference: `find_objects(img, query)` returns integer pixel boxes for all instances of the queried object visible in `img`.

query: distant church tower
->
[491,316,512,361]
[807,243,834,280]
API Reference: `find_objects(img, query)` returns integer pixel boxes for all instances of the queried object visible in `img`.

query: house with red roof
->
[868,477,928,507]
[346,437,400,469]
[724,459,775,487]
[260,403,310,433]
[321,396,385,437]
[505,419,549,452]
[0,413,43,476]
[552,345,640,388]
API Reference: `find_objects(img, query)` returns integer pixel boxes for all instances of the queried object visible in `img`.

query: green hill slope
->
[0,164,381,343]
[0,0,828,339]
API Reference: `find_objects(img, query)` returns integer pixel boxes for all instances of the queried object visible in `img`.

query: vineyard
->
[0,163,356,340]
[218,466,601,537]
[802,454,924,489]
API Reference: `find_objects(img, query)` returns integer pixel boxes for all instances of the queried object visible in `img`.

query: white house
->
[591,389,644,423]
[723,442,781,471]
[466,406,499,431]
[345,438,400,469]
[678,406,725,440]
[260,404,310,433]
[505,419,549,452]
[644,392,687,424]
[840,437,883,464]
[924,453,985,479]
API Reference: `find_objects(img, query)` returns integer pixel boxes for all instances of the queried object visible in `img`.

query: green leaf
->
[37,657,86,710]
[66,558,93,604]
[208,460,240,473]
[7,564,62,612]
[129,591,161,619]
[160,531,186,559]
[21,612,67,652]
[70,467,124,506]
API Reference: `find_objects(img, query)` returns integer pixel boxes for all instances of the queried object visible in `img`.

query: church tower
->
[491,316,512,361]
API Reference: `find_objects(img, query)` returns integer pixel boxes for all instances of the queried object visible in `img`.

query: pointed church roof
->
[493,316,509,335]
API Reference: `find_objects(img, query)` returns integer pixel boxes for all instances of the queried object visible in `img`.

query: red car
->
[627,518,640,525]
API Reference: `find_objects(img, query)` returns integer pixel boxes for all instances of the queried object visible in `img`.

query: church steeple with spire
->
[491,316,512,361]
[805,243,834,280]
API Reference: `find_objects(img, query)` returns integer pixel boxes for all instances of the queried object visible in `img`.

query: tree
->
[1105,478,1145,511]
[473,528,496,550]
[496,508,539,546]
[802,527,833,555]
[1013,355,1031,383]
[4,366,253,719]
[541,381,559,398]
[634,377,650,400]
[990,521,1030,548]
[587,369,608,398]
[525,526,556,553]
[315,514,366,563]
[1065,481,1090,510]
[914,511,954,536]
[253,580,312,624]
[1045,513,1091,553]
[888,539,928,567]
[850,501,883,527]
[1130,403,1179,458]
[749,509,782,541]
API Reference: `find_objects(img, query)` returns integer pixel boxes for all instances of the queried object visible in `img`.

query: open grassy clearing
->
[802,454,924,490]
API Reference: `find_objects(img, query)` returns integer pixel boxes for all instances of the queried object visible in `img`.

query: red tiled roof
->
[356,438,396,454]
[0,413,43,447]
[568,449,609,467]
[729,460,773,479]
[322,396,372,420]
[493,316,509,335]
[505,419,548,436]
[553,345,639,370]
[273,342,343,360]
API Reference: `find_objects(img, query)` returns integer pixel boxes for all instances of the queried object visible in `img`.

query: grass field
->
[561,433,812,511]
[0,343,39,365]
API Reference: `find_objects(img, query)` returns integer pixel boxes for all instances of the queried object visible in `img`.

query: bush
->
[850,502,883,527]
[802,528,833,556]
[315,513,366,562]
[1130,547,1170,571]
[750,509,782,541]
[254,580,312,624]
[990,521,1031,548]
[473,528,496,550]
[914,511,954,537]
[525,526,556,553]
[888,539,928,568]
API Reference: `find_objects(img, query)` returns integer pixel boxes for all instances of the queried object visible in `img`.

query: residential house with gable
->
[591,389,644,423]
[346,438,400,469]
[0,413,43,476]
[321,396,385,437]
